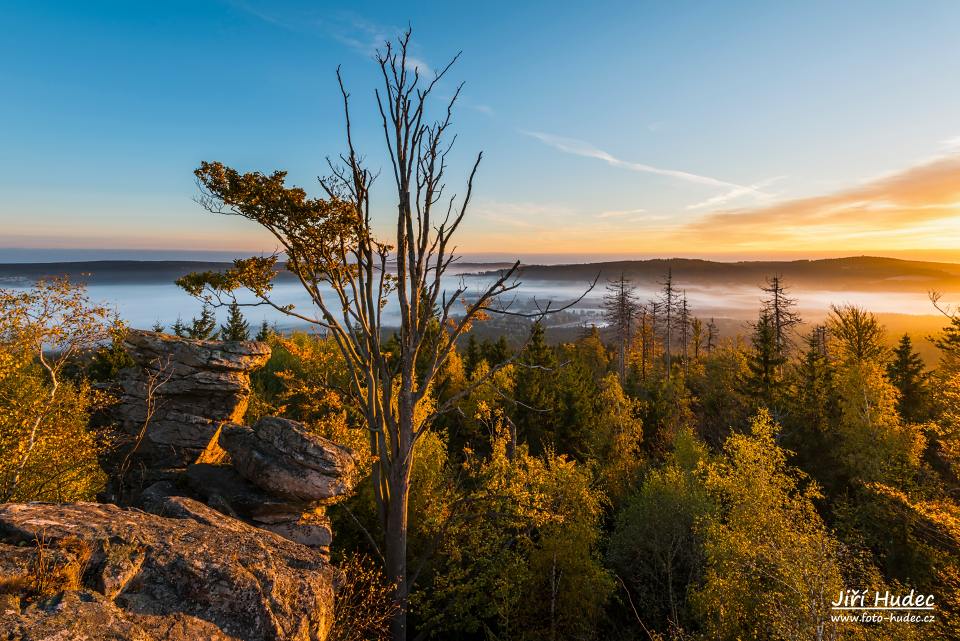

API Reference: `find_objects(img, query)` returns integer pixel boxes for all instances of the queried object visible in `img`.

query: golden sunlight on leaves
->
[0,279,117,501]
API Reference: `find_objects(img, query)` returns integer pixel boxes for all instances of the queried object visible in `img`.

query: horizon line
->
[3,247,960,266]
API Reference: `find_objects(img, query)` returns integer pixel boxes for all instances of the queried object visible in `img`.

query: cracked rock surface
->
[0,499,333,641]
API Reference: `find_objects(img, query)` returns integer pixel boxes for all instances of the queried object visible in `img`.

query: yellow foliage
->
[0,279,116,502]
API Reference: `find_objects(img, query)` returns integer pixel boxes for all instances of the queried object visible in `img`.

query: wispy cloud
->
[523,130,767,193]
[225,4,435,75]
[686,176,785,211]
[224,0,302,32]
[467,102,495,116]
[596,208,646,219]
[675,153,960,248]
[473,200,575,228]
[941,135,960,150]
[523,130,779,211]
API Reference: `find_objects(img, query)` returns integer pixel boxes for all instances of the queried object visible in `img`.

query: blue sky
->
[4,1,960,259]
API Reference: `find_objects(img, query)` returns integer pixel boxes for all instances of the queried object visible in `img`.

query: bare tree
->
[636,305,651,382]
[706,317,719,353]
[677,290,691,373]
[658,269,677,379]
[114,356,173,504]
[760,275,801,364]
[690,316,704,361]
[603,273,638,381]
[176,30,589,641]
[648,299,661,378]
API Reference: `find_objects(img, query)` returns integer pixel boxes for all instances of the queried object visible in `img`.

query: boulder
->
[0,500,333,641]
[184,463,312,522]
[219,419,356,503]
[255,417,357,477]
[260,511,333,550]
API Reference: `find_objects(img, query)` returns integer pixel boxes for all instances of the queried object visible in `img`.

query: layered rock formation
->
[188,416,357,555]
[103,330,357,557]
[0,499,334,641]
[0,329,366,639]
[104,329,271,497]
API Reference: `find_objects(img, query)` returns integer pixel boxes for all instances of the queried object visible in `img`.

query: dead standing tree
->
[761,275,801,366]
[177,30,590,641]
[603,273,638,382]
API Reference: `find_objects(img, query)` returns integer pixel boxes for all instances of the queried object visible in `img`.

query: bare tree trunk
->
[386,465,411,640]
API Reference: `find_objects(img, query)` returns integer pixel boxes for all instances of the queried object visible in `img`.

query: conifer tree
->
[648,300,662,377]
[603,273,638,381]
[151,321,165,333]
[760,275,801,362]
[690,317,704,361]
[746,309,785,409]
[513,321,559,454]
[678,291,691,370]
[171,316,188,338]
[188,303,218,340]
[255,319,272,341]
[482,336,511,367]
[658,269,677,378]
[783,325,842,488]
[220,301,250,341]
[887,333,929,423]
[464,334,482,375]
[636,305,651,382]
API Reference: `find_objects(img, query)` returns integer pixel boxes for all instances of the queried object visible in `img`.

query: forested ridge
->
[4,271,960,640]
[3,254,960,291]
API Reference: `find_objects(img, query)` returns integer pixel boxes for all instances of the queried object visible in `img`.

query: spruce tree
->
[188,303,218,340]
[171,316,188,338]
[746,309,785,410]
[887,333,929,423]
[464,334,482,375]
[637,306,651,382]
[760,275,801,368]
[513,321,559,454]
[690,317,704,361]
[220,301,250,341]
[483,335,511,366]
[678,291,691,370]
[255,319,272,341]
[782,325,841,488]
[658,270,677,378]
[151,321,165,333]
[790,327,839,429]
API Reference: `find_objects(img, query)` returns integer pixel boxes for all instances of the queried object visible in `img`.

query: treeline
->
[4,274,960,639]
[237,272,960,640]
[154,301,274,342]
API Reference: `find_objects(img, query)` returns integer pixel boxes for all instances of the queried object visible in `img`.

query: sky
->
[3,1,960,262]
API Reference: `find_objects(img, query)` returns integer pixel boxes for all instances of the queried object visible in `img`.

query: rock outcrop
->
[221,417,357,503]
[101,329,358,552]
[187,416,357,555]
[104,329,271,496]
[0,499,334,641]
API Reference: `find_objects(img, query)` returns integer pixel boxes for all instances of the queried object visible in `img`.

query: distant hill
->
[2,256,960,294]
[486,256,960,293]
[0,260,516,286]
